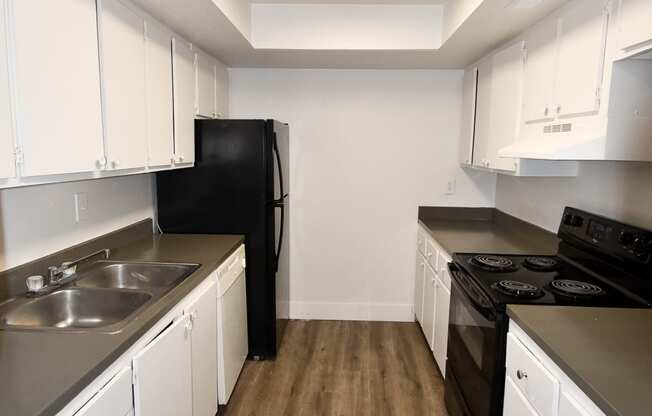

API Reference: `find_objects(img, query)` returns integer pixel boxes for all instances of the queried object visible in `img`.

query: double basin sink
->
[0,261,199,333]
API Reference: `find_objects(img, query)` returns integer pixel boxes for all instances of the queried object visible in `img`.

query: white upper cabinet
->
[215,59,229,118]
[459,67,477,166]
[485,41,523,172]
[100,0,148,171]
[11,0,104,177]
[618,0,652,51]
[0,0,15,180]
[172,36,195,165]
[195,48,216,119]
[145,20,174,167]
[472,57,492,169]
[555,0,608,119]
[522,18,557,124]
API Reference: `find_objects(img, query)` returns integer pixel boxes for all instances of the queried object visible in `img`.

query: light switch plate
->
[74,192,88,222]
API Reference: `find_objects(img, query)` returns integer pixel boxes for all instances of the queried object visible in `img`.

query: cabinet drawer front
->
[76,367,132,416]
[504,376,539,416]
[506,333,559,416]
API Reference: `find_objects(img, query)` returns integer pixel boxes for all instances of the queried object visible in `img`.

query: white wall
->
[211,0,251,41]
[496,161,652,232]
[0,174,154,271]
[442,0,483,43]
[230,68,496,321]
[251,4,443,50]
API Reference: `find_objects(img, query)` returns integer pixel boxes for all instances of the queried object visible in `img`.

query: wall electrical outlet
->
[74,192,89,223]
[445,179,456,195]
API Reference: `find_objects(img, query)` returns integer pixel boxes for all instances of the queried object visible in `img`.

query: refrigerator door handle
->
[273,133,285,202]
[274,201,285,272]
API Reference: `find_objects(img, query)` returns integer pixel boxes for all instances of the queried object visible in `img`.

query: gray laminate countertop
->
[418,206,559,255]
[0,231,244,416]
[507,305,652,416]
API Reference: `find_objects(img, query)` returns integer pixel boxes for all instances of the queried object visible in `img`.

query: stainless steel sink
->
[0,288,152,331]
[0,261,199,333]
[75,261,198,290]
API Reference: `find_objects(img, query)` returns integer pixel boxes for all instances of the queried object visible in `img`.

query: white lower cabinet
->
[185,279,219,416]
[415,224,452,378]
[433,274,450,377]
[421,264,436,349]
[133,315,193,416]
[504,376,539,416]
[75,367,133,416]
[506,321,607,416]
[414,250,426,324]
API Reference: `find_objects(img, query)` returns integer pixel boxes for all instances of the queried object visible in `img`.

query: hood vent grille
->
[543,123,572,134]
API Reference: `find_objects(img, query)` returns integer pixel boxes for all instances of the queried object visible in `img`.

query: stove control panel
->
[558,207,652,264]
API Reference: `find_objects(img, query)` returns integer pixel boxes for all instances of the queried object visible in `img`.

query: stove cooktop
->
[453,253,648,308]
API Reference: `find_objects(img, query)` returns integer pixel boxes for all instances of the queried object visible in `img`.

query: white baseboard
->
[288,301,415,322]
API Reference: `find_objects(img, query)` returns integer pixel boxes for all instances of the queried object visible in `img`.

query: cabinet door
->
[145,20,174,168]
[11,0,104,177]
[0,0,14,180]
[76,367,133,416]
[172,36,195,164]
[433,276,450,378]
[421,265,436,350]
[472,57,492,169]
[522,18,557,124]
[100,0,148,170]
[486,41,523,172]
[556,0,608,119]
[215,59,229,118]
[195,49,216,118]
[504,376,539,416]
[185,280,218,416]
[559,391,593,416]
[414,251,426,324]
[619,0,652,51]
[459,67,477,165]
[133,316,193,416]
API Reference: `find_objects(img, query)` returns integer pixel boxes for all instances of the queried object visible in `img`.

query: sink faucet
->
[28,249,111,295]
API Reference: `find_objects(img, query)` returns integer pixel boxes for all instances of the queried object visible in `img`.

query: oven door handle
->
[448,263,496,319]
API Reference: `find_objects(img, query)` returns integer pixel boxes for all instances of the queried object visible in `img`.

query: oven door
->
[445,264,506,416]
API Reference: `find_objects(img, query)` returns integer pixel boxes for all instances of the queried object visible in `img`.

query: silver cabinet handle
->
[111,160,120,169]
[517,370,528,380]
[544,107,549,116]
[556,105,562,114]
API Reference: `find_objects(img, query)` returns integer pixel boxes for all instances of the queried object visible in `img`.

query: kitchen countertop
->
[507,305,652,416]
[0,230,244,416]
[418,206,559,255]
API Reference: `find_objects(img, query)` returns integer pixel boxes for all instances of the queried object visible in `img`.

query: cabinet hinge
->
[595,87,601,107]
[132,367,137,385]
[14,146,23,167]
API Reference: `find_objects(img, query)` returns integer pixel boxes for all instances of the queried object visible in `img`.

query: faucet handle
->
[48,266,62,282]
[26,275,44,292]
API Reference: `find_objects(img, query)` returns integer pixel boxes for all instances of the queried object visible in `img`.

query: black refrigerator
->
[156,119,290,359]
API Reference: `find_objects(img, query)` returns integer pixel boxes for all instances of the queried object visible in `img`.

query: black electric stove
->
[444,207,652,416]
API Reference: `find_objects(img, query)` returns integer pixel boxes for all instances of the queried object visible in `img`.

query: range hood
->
[499,58,652,161]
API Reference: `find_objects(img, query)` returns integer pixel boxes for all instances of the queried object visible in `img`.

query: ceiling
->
[132,0,570,69]
[250,0,448,3]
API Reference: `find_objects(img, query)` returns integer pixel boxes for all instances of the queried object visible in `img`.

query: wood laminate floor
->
[223,320,449,416]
